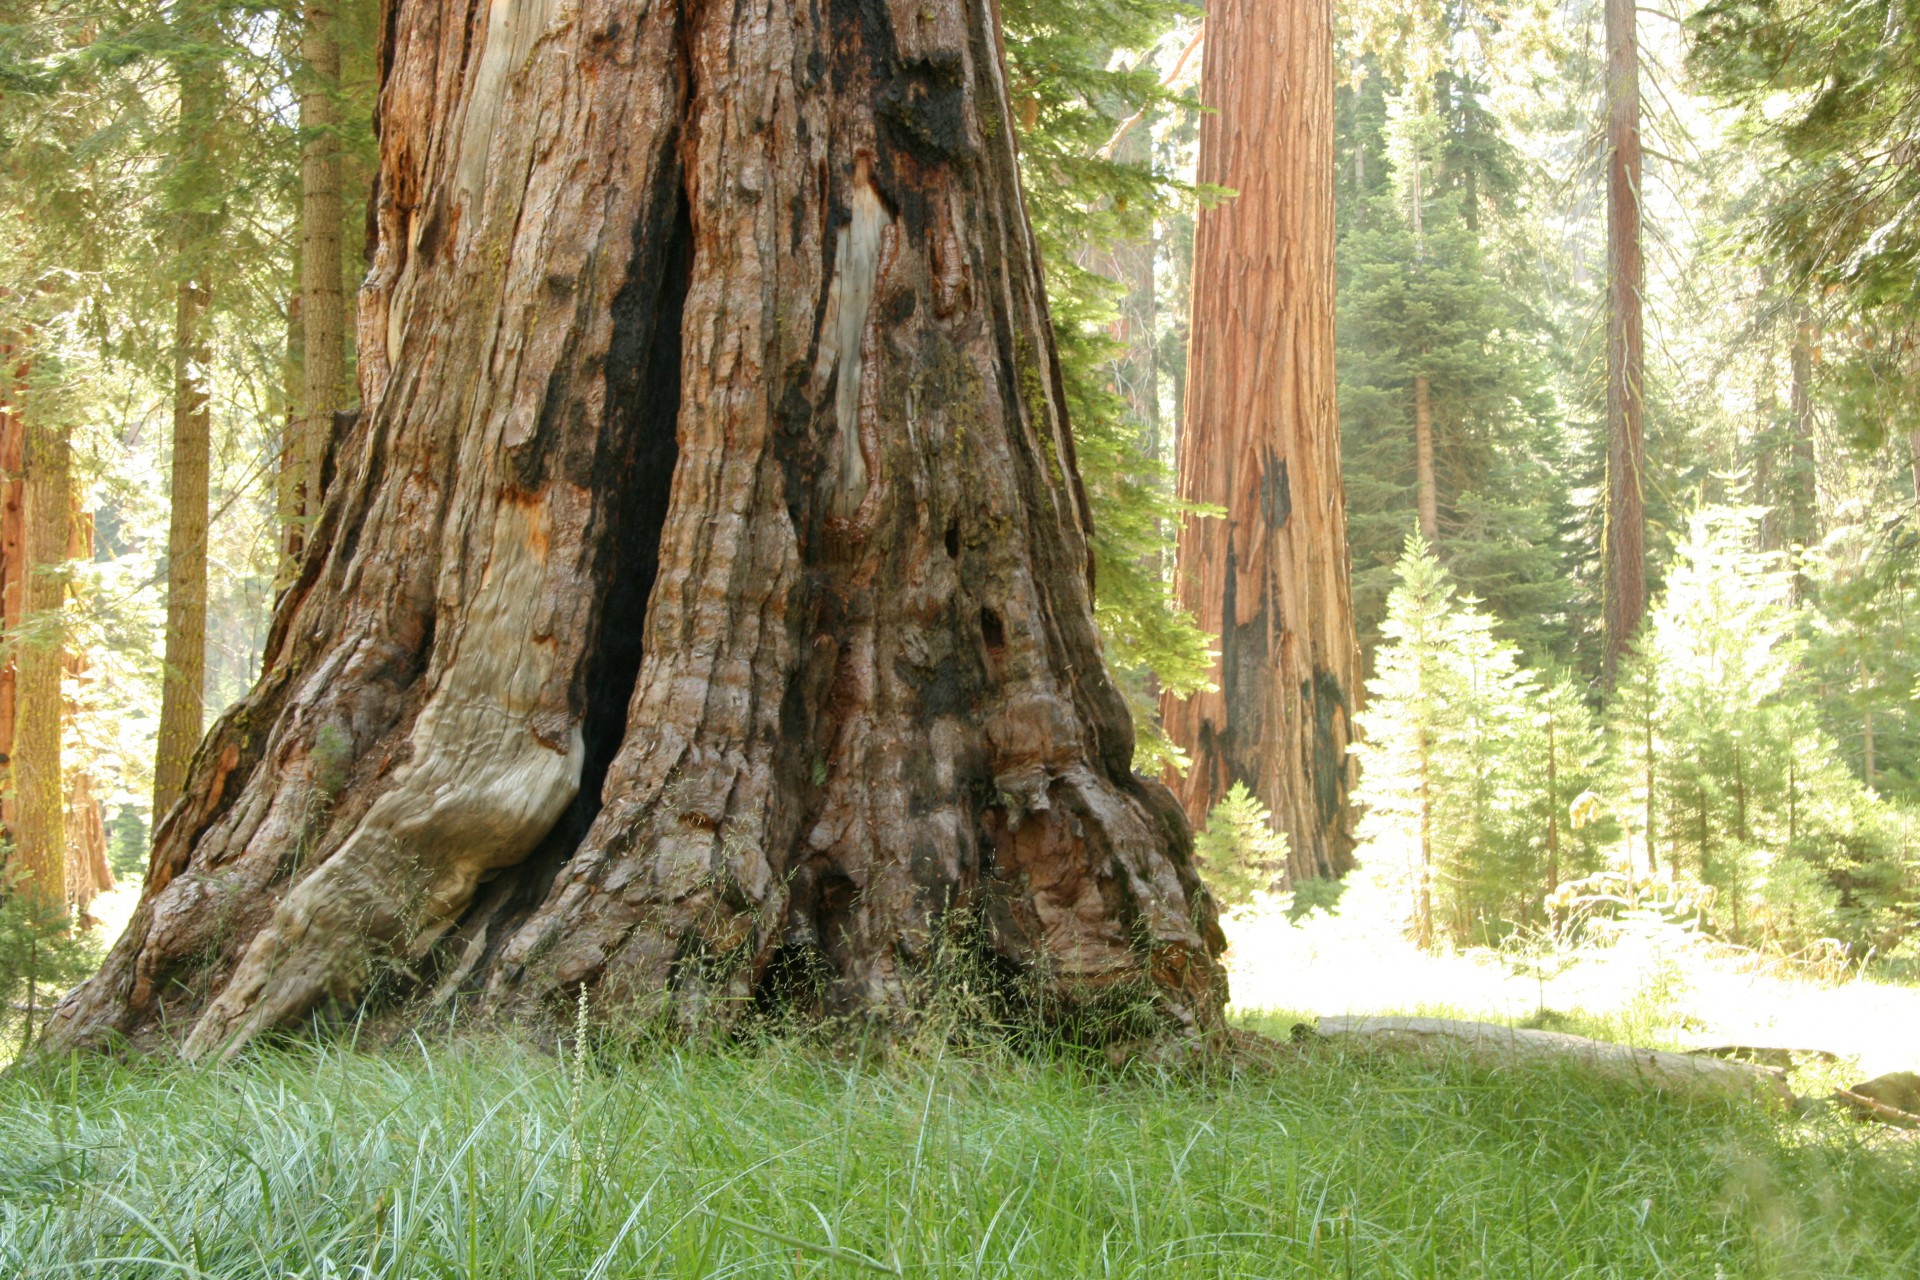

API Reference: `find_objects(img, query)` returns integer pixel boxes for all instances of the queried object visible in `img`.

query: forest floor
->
[1224,866,1920,1081]
[2,871,1917,1277]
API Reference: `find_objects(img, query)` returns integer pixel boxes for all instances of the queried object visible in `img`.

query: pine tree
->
[1336,67,1575,664]
[1193,782,1290,911]
[1601,0,1647,681]
[1358,535,1589,947]
[1632,506,1909,946]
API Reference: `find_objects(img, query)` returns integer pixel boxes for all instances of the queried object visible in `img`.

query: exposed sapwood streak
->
[815,157,895,522]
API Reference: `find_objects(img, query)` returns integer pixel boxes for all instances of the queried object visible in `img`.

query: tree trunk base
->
[39,0,1227,1060]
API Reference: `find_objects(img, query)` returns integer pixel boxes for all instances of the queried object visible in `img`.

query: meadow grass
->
[2,1023,1917,1279]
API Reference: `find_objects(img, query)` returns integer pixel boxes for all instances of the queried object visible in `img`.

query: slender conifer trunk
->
[154,29,220,826]
[0,340,23,845]
[1784,303,1817,599]
[1411,153,1437,542]
[15,410,70,911]
[284,0,346,574]
[1602,0,1646,683]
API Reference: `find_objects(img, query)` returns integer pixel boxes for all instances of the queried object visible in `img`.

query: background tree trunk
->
[282,0,346,577]
[1413,373,1438,542]
[15,409,69,911]
[153,275,211,827]
[1784,302,1817,599]
[1410,152,1437,543]
[64,505,111,914]
[1754,302,1780,553]
[153,38,219,827]
[67,773,112,916]
[1161,0,1360,883]
[1602,0,1646,683]
[0,341,23,843]
[44,0,1226,1059]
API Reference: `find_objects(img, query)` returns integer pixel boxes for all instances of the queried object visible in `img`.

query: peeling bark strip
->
[1162,0,1361,884]
[45,0,1226,1057]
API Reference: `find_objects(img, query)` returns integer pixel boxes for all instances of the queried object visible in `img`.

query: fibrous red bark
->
[1160,0,1361,884]
[0,343,22,843]
[45,0,1225,1058]
[13,388,69,911]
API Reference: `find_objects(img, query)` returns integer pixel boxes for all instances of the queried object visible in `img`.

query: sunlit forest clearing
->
[6,0,1920,1272]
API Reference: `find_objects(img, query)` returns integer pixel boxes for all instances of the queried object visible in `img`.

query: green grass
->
[2,1028,1917,1278]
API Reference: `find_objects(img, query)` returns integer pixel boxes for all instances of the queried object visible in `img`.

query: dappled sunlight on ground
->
[83,878,140,953]
[1225,863,1920,1077]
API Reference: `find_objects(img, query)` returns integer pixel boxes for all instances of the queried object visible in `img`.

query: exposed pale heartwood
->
[45,0,1226,1057]
[1161,0,1361,883]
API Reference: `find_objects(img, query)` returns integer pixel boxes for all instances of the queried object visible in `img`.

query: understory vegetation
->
[3,1033,1917,1279]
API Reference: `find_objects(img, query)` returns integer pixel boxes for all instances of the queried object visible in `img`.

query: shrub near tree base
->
[1355,536,1609,949]
[0,862,101,1051]
[1195,782,1291,909]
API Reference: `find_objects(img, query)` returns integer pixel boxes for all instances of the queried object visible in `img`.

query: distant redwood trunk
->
[1161,0,1360,883]
[65,507,112,915]
[0,343,22,843]
[45,0,1225,1058]
[14,402,70,910]
[1602,0,1646,682]
[0,348,106,914]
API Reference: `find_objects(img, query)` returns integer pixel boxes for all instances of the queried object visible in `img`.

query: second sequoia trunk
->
[45,0,1225,1058]
[1162,0,1361,883]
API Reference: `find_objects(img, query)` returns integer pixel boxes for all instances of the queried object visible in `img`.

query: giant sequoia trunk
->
[44,0,1225,1058]
[1160,0,1360,883]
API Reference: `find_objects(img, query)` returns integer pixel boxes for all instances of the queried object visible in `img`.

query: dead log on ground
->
[1302,1016,1792,1105]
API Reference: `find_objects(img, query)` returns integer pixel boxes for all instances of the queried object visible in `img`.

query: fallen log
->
[1686,1044,1839,1070]
[1833,1087,1920,1131]
[1834,1072,1920,1130]
[1301,1016,1793,1105]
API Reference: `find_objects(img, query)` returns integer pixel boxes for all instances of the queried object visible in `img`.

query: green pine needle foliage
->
[1624,507,1915,950]
[1335,69,1577,664]
[1193,781,1289,910]
[0,862,103,1051]
[1003,0,1214,775]
[1357,535,1608,948]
